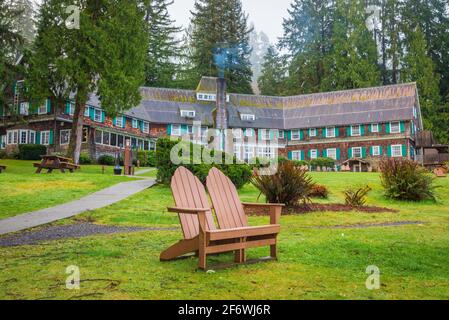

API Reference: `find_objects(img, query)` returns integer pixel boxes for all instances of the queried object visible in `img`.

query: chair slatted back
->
[206,167,248,229]
[171,167,216,239]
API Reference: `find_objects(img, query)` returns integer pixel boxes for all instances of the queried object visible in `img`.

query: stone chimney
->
[215,77,227,130]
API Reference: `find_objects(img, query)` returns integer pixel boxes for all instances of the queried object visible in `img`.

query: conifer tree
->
[188,0,253,93]
[144,0,183,88]
[29,0,148,163]
[257,46,286,96]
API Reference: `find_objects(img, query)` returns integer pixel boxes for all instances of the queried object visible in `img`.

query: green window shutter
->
[348,148,353,159]
[49,130,54,145]
[167,124,172,135]
[270,130,274,140]
[370,146,374,156]
[89,107,95,121]
[286,130,291,141]
[258,129,262,141]
[316,149,321,157]
[368,124,371,133]
[181,124,188,135]
[335,127,339,137]
[336,148,341,160]
[362,147,366,158]
[379,146,383,156]
[360,125,365,136]
[386,123,391,134]
[400,121,405,133]
[122,116,126,128]
[36,132,41,144]
[301,150,305,161]
[402,144,407,157]
[322,128,326,138]
[347,127,351,137]
[387,145,392,157]
[300,130,304,140]
[113,117,117,126]
[101,111,105,123]
[323,149,327,158]
[288,151,292,160]
[46,99,51,113]
[308,150,311,159]
[65,102,71,114]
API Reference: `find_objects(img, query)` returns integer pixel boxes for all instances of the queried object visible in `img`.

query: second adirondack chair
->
[160,166,283,269]
[206,167,284,264]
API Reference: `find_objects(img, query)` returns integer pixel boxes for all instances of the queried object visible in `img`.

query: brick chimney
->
[215,77,227,130]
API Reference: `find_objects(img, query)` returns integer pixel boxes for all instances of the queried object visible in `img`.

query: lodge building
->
[0,76,424,171]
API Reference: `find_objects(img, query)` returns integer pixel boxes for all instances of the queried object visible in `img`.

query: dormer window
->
[196,93,230,102]
[181,110,195,118]
[241,114,255,121]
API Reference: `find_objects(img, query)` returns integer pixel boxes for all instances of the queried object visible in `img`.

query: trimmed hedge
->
[310,157,335,168]
[155,137,252,188]
[137,150,156,167]
[18,144,47,160]
[97,154,116,166]
[79,152,92,164]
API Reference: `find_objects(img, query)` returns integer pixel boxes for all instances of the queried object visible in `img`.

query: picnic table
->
[0,164,6,173]
[34,155,80,173]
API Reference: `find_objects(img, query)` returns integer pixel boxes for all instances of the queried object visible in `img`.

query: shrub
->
[309,184,329,198]
[0,150,6,159]
[251,161,314,206]
[291,160,309,167]
[343,185,371,206]
[379,158,436,201]
[79,152,92,164]
[310,157,335,168]
[18,144,47,160]
[97,154,115,166]
[155,137,252,188]
[137,150,148,166]
[147,150,156,167]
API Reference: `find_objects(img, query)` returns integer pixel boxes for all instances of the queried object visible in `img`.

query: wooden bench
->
[34,155,80,173]
[0,165,6,173]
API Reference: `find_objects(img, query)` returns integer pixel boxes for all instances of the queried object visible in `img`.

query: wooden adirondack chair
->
[206,167,283,265]
[160,166,283,269]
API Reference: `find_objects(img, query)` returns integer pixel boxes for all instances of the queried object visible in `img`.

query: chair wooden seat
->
[160,166,283,270]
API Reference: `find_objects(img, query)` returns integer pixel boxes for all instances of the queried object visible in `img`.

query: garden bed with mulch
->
[246,203,398,216]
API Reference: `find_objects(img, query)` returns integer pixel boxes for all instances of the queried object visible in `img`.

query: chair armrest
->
[241,203,284,225]
[167,207,211,214]
[242,202,285,208]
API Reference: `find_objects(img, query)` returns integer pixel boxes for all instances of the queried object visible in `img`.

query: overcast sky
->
[170,0,292,43]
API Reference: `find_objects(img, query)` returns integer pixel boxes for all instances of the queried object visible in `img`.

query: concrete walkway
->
[0,178,156,235]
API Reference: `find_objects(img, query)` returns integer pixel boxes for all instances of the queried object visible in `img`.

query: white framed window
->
[233,145,241,160]
[371,123,379,133]
[180,110,195,118]
[327,148,337,160]
[94,108,102,122]
[115,116,123,128]
[60,129,71,145]
[291,150,302,161]
[19,130,28,144]
[391,144,403,157]
[241,114,255,121]
[0,135,5,149]
[278,130,284,139]
[142,121,149,134]
[258,146,275,159]
[41,131,50,145]
[351,125,361,136]
[132,119,138,129]
[245,128,254,137]
[38,103,48,115]
[84,106,90,117]
[244,146,254,161]
[171,124,181,136]
[232,128,242,139]
[261,129,270,141]
[28,130,36,144]
[7,130,18,145]
[390,122,400,134]
[310,149,318,159]
[352,147,362,158]
[187,125,194,134]
[326,126,336,138]
[309,128,317,137]
[19,102,29,115]
[372,146,381,156]
[68,103,75,116]
[291,130,301,140]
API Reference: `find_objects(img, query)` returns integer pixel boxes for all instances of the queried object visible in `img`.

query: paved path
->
[0,178,156,235]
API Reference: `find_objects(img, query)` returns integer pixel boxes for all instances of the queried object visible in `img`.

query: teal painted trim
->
[288,151,292,160]
[300,130,304,140]
[387,145,392,157]
[336,148,341,160]
[362,147,366,158]
[89,107,95,121]
[36,132,41,144]
[122,116,126,128]
[360,125,365,136]
[167,124,172,135]
[335,127,339,137]
[49,130,54,145]
[301,150,305,161]
[402,144,407,157]
[386,123,391,134]
[46,99,51,113]
[400,121,405,133]
[348,148,353,158]
[347,127,351,137]
[101,111,105,123]
[286,130,292,141]
[323,149,327,158]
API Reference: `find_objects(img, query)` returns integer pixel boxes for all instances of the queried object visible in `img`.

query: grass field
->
[0,160,131,219]
[0,164,448,300]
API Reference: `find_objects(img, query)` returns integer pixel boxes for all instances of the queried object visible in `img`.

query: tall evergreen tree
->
[402,26,447,142]
[280,0,335,94]
[257,46,286,96]
[322,0,381,90]
[0,0,24,108]
[144,0,183,88]
[11,0,35,47]
[188,0,253,93]
[29,0,148,163]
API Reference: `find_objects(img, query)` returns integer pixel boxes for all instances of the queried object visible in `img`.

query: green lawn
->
[0,160,131,219]
[0,169,448,299]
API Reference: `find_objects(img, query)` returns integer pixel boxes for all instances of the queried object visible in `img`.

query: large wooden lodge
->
[1,75,440,171]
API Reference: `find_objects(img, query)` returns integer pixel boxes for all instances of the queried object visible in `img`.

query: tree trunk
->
[67,93,87,164]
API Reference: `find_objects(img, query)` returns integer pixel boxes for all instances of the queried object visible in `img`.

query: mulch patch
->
[246,203,398,216]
